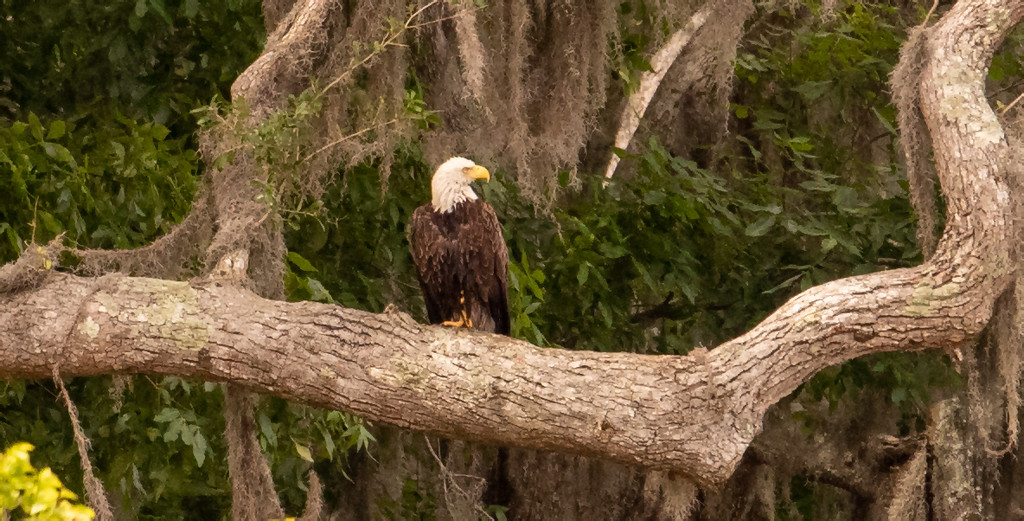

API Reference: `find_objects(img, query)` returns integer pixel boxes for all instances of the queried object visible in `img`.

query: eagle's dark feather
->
[409,199,510,335]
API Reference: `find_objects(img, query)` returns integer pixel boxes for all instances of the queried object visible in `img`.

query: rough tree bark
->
[1,0,1022,518]
[205,2,343,517]
[0,227,1000,486]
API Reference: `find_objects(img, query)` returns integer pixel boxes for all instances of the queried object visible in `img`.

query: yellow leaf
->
[294,442,313,462]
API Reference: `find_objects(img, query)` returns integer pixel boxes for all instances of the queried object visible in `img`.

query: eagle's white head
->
[431,157,491,213]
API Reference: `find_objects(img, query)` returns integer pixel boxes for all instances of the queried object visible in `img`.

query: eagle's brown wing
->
[409,204,458,326]
[459,200,510,335]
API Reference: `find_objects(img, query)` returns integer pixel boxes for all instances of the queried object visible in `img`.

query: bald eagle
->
[409,157,510,335]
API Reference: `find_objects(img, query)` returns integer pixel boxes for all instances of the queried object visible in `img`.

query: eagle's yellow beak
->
[463,165,491,182]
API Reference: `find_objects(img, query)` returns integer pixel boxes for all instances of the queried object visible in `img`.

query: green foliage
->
[990,24,1024,110]
[0,377,233,519]
[196,82,436,220]
[249,397,376,512]
[486,505,509,521]
[154,404,212,469]
[0,0,264,131]
[0,113,198,260]
[377,478,437,521]
[0,0,264,262]
[734,0,904,190]
[796,352,959,435]
[285,251,335,303]
[728,0,957,419]
[0,0,267,264]
[0,442,94,521]
[0,1,263,518]
[284,149,427,312]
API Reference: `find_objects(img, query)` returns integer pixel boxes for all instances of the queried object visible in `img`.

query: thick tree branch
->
[231,0,337,112]
[0,250,1006,487]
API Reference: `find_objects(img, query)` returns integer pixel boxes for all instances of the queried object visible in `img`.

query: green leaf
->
[643,190,666,205]
[763,273,803,295]
[356,425,376,451]
[822,236,837,253]
[163,419,181,442]
[10,121,27,136]
[597,301,613,328]
[799,178,836,192]
[180,424,194,445]
[46,120,66,140]
[488,505,509,521]
[744,215,776,237]
[192,432,207,467]
[151,124,171,141]
[530,269,546,285]
[306,278,334,303]
[153,408,179,423]
[872,106,897,135]
[258,413,277,448]
[322,427,336,459]
[148,0,173,24]
[28,113,43,141]
[287,251,318,272]
[38,211,63,234]
[598,243,627,259]
[577,263,589,285]
[42,143,75,166]
[792,80,831,100]
[110,141,126,161]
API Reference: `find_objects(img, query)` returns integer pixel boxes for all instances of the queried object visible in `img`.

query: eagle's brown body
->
[409,199,510,335]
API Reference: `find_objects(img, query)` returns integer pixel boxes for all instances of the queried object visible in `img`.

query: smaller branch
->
[1000,90,1024,114]
[301,118,399,163]
[923,0,940,23]
[604,6,711,179]
[423,435,497,521]
[407,14,463,29]
[408,0,441,23]
[30,198,40,244]
[320,1,440,95]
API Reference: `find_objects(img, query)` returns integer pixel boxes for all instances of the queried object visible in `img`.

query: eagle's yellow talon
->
[442,308,473,329]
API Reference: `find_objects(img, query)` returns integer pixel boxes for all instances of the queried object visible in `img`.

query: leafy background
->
[2,0,1022,518]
